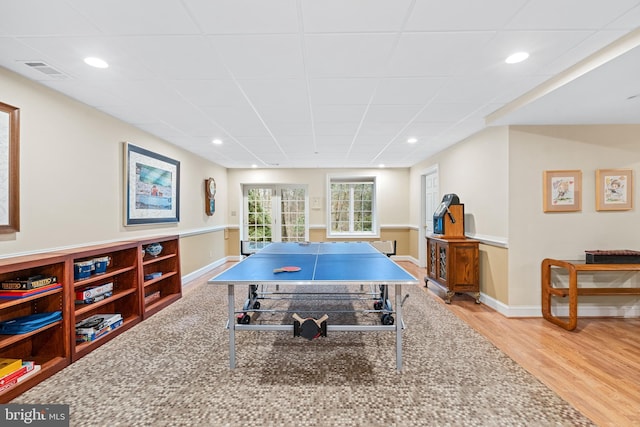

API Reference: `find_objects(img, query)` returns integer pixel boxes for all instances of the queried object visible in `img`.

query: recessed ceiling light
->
[84,57,109,68]
[378,164,385,168]
[251,164,257,168]
[407,137,418,144]
[505,52,529,64]
[212,139,223,145]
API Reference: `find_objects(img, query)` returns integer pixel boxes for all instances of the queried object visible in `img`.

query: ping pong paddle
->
[292,313,328,340]
[273,266,301,273]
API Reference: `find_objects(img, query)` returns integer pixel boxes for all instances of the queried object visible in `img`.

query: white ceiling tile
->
[506,0,640,30]
[68,0,199,35]
[171,79,248,107]
[201,105,271,137]
[305,34,398,78]
[365,104,424,122]
[212,34,304,79]
[414,103,480,123]
[406,0,528,31]
[312,105,367,122]
[309,78,378,104]
[313,122,361,136]
[185,0,299,34]
[0,2,99,36]
[301,0,413,32]
[373,77,446,104]
[120,36,231,80]
[236,79,309,106]
[606,4,640,29]
[386,32,497,77]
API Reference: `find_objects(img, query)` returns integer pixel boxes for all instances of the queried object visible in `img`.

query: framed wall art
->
[595,168,633,211]
[543,170,582,212]
[0,102,19,233]
[124,142,180,225]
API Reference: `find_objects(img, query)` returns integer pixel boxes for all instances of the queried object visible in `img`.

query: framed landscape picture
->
[124,142,180,225]
[543,170,582,212]
[595,168,633,211]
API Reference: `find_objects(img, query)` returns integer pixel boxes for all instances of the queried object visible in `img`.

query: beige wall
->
[410,123,640,315]
[226,167,411,241]
[508,125,640,308]
[0,67,227,278]
[409,127,510,304]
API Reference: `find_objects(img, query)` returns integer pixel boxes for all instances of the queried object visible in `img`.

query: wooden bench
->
[541,258,640,330]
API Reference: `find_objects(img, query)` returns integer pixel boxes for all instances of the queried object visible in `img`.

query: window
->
[328,176,378,237]
[243,184,308,243]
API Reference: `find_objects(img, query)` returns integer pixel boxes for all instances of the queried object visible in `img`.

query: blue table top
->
[208,242,418,285]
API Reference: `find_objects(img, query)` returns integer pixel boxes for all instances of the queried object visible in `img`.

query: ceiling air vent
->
[19,60,70,80]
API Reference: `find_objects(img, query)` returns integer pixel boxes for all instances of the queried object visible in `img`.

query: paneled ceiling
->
[1,0,639,168]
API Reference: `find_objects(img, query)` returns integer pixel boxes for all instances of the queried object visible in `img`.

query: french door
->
[243,184,308,243]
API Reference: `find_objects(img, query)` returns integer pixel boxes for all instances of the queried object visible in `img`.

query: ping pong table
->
[208,242,419,371]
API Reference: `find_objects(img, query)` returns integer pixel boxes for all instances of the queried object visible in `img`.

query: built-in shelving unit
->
[0,253,70,402]
[62,241,142,362]
[0,235,181,402]
[139,236,182,319]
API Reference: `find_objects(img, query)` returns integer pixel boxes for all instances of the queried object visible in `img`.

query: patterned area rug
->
[14,280,594,426]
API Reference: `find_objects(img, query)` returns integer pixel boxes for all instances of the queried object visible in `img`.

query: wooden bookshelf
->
[0,253,70,402]
[139,236,182,319]
[0,235,182,402]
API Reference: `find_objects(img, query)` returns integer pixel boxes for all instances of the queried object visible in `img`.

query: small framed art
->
[595,168,633,211]
[543,170,582,212]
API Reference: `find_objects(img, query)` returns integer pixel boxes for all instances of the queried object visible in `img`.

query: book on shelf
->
[144,291,161,305]
[76,318,123,343]
[1,275,58,290]
[0,362,38,392]
[0,359,22,378]
[75,291,113,305]
[0,282,61,299]
[75,313,122,335]
[16,364,41,384]
[75,282,113,301]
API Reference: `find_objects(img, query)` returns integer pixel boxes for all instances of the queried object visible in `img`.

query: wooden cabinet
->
[0,253,70,402]
[0,235,181,401]
[139,236,182,319]
[425,236,480,304]
[62,241,142,362]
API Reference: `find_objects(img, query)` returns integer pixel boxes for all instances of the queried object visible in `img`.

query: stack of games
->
[75,313,123,343]
[75,282,113,304]
[0,359,39,392]
[0,275,60,299]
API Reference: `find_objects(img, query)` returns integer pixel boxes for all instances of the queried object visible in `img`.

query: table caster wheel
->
[253,301,261,310]
[373,301,383,310]
[381,314,394,325]
[237,314,251,324]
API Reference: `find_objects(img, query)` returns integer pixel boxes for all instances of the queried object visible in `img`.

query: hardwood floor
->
[399,262,640,427]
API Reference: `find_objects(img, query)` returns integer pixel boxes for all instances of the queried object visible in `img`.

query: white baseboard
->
[181,257,234,288]
[478,294,640,318]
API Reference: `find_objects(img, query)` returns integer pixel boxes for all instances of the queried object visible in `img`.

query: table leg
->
[541,259,578,331]
[228,284,236,369]
[395,284,402,372]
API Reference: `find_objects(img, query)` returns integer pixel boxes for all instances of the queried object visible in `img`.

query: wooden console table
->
[541,258,640,331]
[425,236,479,304]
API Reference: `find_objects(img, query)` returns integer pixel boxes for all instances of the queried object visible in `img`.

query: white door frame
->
[418,164,439,267]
